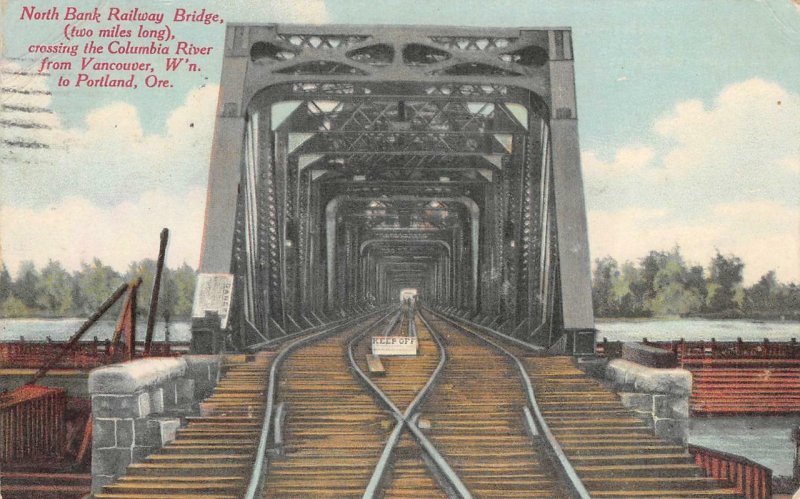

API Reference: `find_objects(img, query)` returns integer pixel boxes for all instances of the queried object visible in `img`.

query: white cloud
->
[1,61,218,274]
[781,155,800,173]
[588,201,800,284]
[583,146,655,177]
[654,78,800,176]
[2,82,219,207]
[0,188,206,275]
[583,79,800,283]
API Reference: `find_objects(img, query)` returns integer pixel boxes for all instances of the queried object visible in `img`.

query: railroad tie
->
[94,351,274,498]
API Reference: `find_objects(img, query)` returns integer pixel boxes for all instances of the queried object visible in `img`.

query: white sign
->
[191,273,234,329]
[371,336,418,356]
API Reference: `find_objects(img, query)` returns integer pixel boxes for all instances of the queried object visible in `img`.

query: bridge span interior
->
[200,24,595,354]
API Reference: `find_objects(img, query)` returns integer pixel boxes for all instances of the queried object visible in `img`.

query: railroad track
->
[266,305,462,498]
[93,304,746,498]
[427,307,743,499]
[92,310,387,499]
[416,312,571,498]
[350,308,455,498]
[263,315,397,497]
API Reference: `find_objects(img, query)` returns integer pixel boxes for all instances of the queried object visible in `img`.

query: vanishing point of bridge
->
[88,25,752,499]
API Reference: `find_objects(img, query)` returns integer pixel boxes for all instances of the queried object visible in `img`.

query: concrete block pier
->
[606,343,692,445]
[88,355,220,492]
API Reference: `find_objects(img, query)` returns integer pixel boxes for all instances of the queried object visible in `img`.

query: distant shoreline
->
[596,312,800,323]
[0,314,192,321]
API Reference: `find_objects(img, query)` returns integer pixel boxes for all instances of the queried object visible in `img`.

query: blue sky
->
[1,0,799,283]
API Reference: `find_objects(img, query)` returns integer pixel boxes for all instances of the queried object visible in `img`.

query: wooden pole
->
[123,282,138,361]
[26,282,129,385]
[144,228,169,356]
[107,278,142,362]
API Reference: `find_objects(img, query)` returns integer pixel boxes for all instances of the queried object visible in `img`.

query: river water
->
[4,317,796,343]
[598,318,800,477]
[0,318,192,343]
[596,317,800,342]
[2,317,799,476]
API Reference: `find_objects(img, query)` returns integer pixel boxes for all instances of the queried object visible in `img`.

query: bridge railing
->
[688,444,772,499]
[596,337,800,365]
[0,340,190,370]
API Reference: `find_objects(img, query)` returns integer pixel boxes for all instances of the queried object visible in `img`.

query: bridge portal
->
[198,24,595,353]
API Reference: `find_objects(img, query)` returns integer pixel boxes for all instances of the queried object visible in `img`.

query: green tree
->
[781,283,800,314]
[171,263,196,318]
[13,261,42,309]
[617,261,649,317]
[38,260,74,315]
[639,250,669,302]
[123,259,197,322]
[74,258,122,315]
[744,270,779,312]
[1,296,30,318]
[686,265,707,302]
[743,272,800,317]
[0,263,12,302]
[592,257,619,317]
[706,250,744,312]
[648,247,703,316]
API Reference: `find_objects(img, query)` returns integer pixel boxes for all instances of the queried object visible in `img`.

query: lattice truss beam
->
[245,27,553,78]
[274,96,529,180]
[337,199,463,230]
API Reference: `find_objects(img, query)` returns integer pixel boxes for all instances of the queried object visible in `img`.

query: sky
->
[1,0,799,284]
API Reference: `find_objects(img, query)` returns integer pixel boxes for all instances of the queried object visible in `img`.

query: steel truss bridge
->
[199,24,595,354]
[83,26,756,499]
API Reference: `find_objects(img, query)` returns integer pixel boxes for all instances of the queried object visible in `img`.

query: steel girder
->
[200,24,595,353]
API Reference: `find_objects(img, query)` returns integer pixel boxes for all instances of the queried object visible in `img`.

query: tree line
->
[592,247,800,319]
[0,259,196,320]
[2,250,798,321]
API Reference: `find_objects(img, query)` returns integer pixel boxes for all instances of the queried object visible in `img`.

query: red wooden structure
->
[0,385,66,462]
[0,341,188,370]
[597,337,800,364]
[689,444,772,499]
[0,231,174,498]
[597,337,800,415]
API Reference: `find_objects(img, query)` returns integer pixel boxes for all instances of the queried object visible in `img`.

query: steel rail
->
[381,309,403,337]
[435,308,544,353]
[348,311,472,499]
[422,305,591,499]
[243,307,395,499]
[245,307,379,351]
[407,305,418,337]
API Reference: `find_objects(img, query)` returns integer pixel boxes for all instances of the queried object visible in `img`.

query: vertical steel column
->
[298,167,311,314]
[547,29,594,331]
[325,199,339,310]
[505,135,526,325]
[309,181,323,315]
[199,30,248,274]
[274,132,290,328]
[259,110,282,336]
